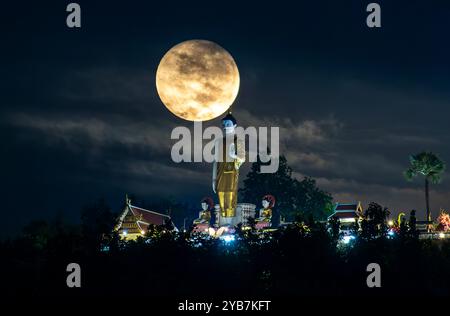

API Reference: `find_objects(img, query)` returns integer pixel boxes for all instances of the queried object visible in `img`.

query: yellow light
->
[388,220,394,226]
[439,232,445,239]
[140,230,145,235]
[208,228,216,237]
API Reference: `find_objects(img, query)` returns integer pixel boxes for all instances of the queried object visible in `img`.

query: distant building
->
[328,202,363,231]
[115,196,176,240]
[212,203,256,227]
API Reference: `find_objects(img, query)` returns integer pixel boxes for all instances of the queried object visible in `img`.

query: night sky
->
[2,1,450,236]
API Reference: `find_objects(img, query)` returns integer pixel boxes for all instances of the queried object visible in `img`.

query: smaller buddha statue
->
[193,197,214,232]
[255,194,275,229]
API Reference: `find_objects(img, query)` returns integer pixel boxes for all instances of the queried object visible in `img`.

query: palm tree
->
[404,151,445,222]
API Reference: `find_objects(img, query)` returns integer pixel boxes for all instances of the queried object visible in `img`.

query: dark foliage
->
[360,202,390,240]
[2,199,450,297]
[240,156,333,221]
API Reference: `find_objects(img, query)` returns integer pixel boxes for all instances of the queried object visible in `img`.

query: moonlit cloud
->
[10,113,173,153]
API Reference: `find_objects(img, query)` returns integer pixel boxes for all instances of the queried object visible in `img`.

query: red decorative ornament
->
[262,194,276,208]
[437,210,450,232]
[201,197,214,211]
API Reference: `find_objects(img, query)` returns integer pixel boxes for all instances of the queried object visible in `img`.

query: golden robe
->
[194,210,211,224]
[258,208,272,222]
[216,134,245,217]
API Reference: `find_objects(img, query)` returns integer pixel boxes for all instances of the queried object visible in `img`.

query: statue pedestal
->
[219,216,235,226]
[214,203,256,227]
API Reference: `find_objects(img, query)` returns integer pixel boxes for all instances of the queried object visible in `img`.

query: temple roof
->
[128,204,170,226]
[331,211,359,219]
[328,202,363,219]
[116,197,174,233]
[335,204,358,211]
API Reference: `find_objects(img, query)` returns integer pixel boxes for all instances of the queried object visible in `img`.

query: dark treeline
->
[1,199,450,297]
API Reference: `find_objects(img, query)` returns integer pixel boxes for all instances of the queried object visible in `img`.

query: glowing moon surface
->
[156,40,240,121]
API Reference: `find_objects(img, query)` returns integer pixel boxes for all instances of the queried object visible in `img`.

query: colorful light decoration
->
[397,213,405,225]
[436,210,450,232]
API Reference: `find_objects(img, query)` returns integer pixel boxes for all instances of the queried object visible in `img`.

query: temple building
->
[328,202,363,230]
[115,196,176,240]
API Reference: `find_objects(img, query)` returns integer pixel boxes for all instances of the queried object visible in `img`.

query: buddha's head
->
[262,194,276,209]
[201,197,214,211]
[222,111,237,135]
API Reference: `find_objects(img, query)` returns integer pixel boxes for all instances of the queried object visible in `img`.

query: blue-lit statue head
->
[222,111,237,134]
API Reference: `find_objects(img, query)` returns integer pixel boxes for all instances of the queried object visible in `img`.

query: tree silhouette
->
[328,216,340,243]
[80,198,117,252]
[240,155,333,221]
[361,202,390,239]
[404,151,445,222]
[408,210,418,239]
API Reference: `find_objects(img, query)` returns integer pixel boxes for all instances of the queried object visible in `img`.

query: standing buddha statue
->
[212,111,245,218]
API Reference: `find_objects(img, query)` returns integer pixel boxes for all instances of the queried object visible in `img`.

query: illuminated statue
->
[212,111,245,218]
[194,197,213,225]
[256,195,275,229]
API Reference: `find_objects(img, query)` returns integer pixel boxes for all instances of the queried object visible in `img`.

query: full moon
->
[156,40,240,121]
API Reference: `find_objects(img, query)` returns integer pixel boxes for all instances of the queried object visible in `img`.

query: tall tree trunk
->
[425,177,430,223]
